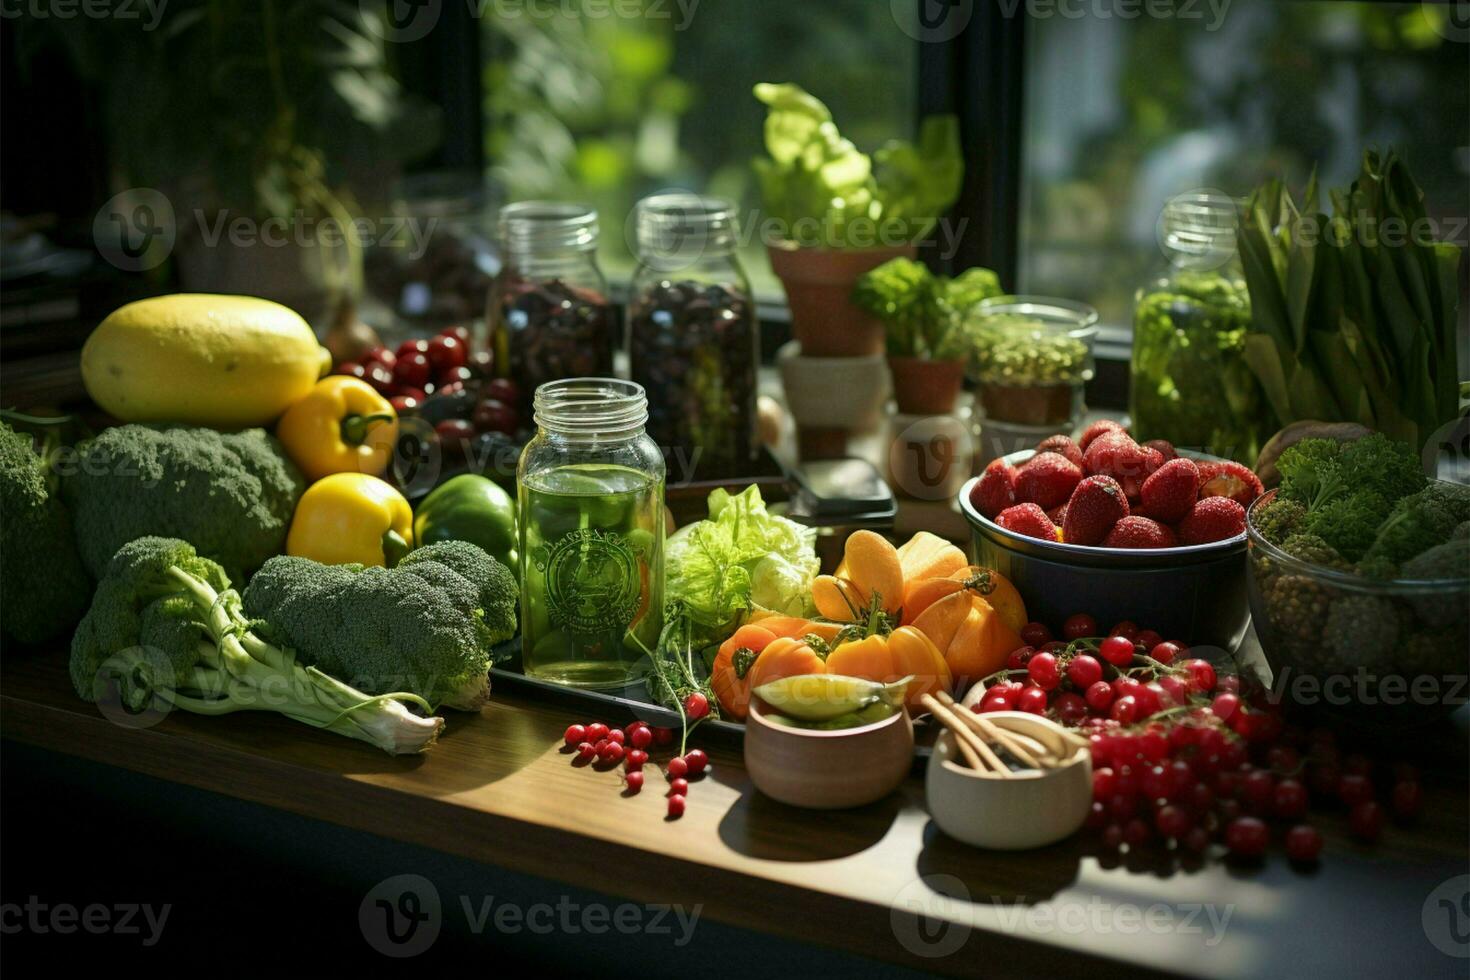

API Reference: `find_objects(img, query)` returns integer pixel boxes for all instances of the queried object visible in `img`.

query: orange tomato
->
[745,637,828,695]
[710,625,778,721]
[824,626,951,709]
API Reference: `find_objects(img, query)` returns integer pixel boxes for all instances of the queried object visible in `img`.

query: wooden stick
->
[920,694,1012,777]
[935,691,1053,770]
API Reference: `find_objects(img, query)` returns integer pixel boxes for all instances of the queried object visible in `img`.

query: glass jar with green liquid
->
[518,379,664,688]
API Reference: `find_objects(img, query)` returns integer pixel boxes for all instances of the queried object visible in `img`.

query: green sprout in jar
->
[969,314,1091,386]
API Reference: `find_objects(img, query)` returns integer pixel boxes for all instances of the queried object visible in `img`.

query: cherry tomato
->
[362,345,397,369]
[335,362,368,380]
[483,377,520,405]
[396,338,430,357]
[363,363,396,395]
[390,394,421,414]
[438,365,475,387]
[439,324,472,346]
[1062,613,1097,641]
[426,334,469,374]
[394,351,432,389]
[435,419,476,457]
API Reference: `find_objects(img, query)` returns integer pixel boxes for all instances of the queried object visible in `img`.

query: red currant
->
[667,794,686,818]
[586,722,609,742]
[1020,622,1053,647]
[1392,781,1423,820]
[1211,692,1240,722]
[1155,804,1193,839]
[1098,635,1135,667]
[1273,778,1308,819]
[1085,681,1114,713]
[1016,687,1049,714]
[1337,773,1374,807]
[625,771,644,793]
[1122,817,1152,846]
[1182,659,1217,693]
[1109,695,1140,724]
[1053,692,1088,725]
[1135,629,1164,652]
[1224,816,1268,857]
[629,726,653,749]
[683,692,710,721]
[607,729,625,744]
[684,749,709,775]
[1109,620,1140,641]
[1027,652,1061,690]
[666,757,689,779]
[1285,824,1323,863]
[668,777,689,796]
[1066,654,1103,690]
[1156,675,1188,707]
[1062,613,1097,641]
[576,741,596,761]
[1348,801,1385,841]
[564,724,587,748]
[625,749,649,770]
[1005,646,1034,670]
[1182,826,1212,853]
[599,741,625,764]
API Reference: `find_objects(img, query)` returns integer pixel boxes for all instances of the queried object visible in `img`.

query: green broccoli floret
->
[1303,491,1389,563]
[1336,434,1426,503]
[1401,539,1470,629]
[242,541,517,711]
[60,425,304,581]
[0,422,90,644]
[1252,497,1307,546]
[1323,594,1399,672]
[70,537,440,754]
[1276,438,1344,506]
[1361,485,1466,572]
[1280,533,1350,570]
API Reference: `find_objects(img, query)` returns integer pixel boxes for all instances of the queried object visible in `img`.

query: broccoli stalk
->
[72,537,442,755]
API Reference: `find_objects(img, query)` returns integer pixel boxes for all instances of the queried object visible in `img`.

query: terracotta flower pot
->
[767,242,915,357]
[887,357,965,415]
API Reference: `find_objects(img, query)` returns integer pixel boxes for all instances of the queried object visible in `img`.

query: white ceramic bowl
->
[925,704,1093,850]
[776,340,890,430]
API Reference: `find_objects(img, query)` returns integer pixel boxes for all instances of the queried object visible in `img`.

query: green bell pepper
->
[413,474,519,574]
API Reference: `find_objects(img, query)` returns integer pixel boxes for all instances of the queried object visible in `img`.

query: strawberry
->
[1016,452,1083,509]
[1177,496,1246,545]
[1062,475,1130,546]
[971,458,1018,518]
[1047,502,1069,527]
[1143,439,1177,462]
[1121,446,1167,501]
[1102,516,1178,549]
[1140,457,1200,524]
[1197,460,1264,507]
[995,503,1058,542]
[1079,419,1127,451]
[1036,434,1084,469]
[1083,430,1148,481]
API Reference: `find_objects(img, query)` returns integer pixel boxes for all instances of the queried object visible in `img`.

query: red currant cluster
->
[563,719,710,819]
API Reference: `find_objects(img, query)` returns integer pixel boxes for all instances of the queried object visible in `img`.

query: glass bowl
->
[965,296,1098,427]
[1245,490,1470,729]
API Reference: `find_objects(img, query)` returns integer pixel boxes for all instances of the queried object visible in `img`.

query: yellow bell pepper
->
[824,625,951,709]
[276,376,398,482]
[286,473,413,567]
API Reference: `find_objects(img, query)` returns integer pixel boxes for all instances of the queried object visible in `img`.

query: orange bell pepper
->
[745,636,828,697]
[904,565,1027,634]
[711,624,778,721]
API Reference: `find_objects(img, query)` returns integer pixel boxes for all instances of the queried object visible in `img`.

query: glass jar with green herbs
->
[1130,192,1269,462]
[967,297,1098,427]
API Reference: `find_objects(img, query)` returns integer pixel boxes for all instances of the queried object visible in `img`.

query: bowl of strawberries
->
[958,419,1256,652]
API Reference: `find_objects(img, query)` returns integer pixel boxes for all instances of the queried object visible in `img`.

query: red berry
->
[1027,651,1061,690]
[666,757,689,779]
[1085,680,1115,712]
[1285,824,1323,863]
[1156,675,1188,707]
[1123,817,1152,846]
[1093,767,1117,800]
[586,722,609,742]
[1005,645,1034,670]
[1196,459,1264,507]
[575,741,596,761]
[390,394,421,414]
[393,351,432,389]
[1062,613,1098,641]
[1102,823,1125,849]
[1085,801,1109,829]
[564,724,587,748]
[652,727,674,746]
[972,458,1020,518]
[396,338,430,357]
[1177,496,1246,545]
[683,692,710,721]
[629,726,653,750]
[667,794,686,818]
[1349,801,1385,841]
[1182,826,1212,853]
[1266,745,1300,772]
[1037,434,1085,469]
[1102,516,1177,549]
[1149,641,1185,666]
[668,777,689,796]
[1083,430,1148,483]
[1053,691,1088,724]
[1062,475,1130,546]
[1211,692,1240,721]
[1134,629,1164,652]
[684,749,709,775]
[1016,687,1049,714]
[624,770,644,793]
[1241,769,1276,809]
[1099,635,1135,667]
[1273,778,1309,818]
[625,749,648,770]
[1155,804,1193,839]
[1392,781,1423,820]
[472,398,519,435]
[425,334,468,373]
[1224,816,1269,857]
[1183,659,1218,693]
[1110,695,1141,724]
[599,741,625,763]
[1019,622,1053,647]
[1337,773,1375,807]
[1016,452,1084,510]
[335,361,368,380]
[995,503,1058,541]
[607,728,625,744]
[483,377,520,405]
[1139,457,1201,524]
[1078,418,1126,451]
[363,362,396,395]
[1067,654,1103,690]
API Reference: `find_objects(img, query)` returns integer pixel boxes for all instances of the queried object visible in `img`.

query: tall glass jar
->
[628,193,758,477]
[517,379,665,689]
[491,202,615,416]
[1131,192,1267,462]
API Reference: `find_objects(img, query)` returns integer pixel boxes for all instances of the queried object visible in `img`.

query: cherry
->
[483,377,520,405]
[1285,824,1323,863]
[1240,769,1276,810]
[472,398,519,435]
[607,729,625,744]
[1016,687,1049,714]
[1210,692,1240,722]
[396,338,430,357]
[1066,654,1103,690]
[1265,745,1300,772]
[1110,695,1141,724]
[1182,826,1212,853]
[1099,635,1135,667]
[668,777,689,796]
[986,684,1020,709]
[575,741,596,761]
[629,726,653,750]
[1273,779,1308,819]
[1349,801,1385,841]
[335,362,368,380]
[1156,675,1188,707]
[1093,767,1118,801]
[1149,641,1184,666]
[393,351,432,389]
[1062,613,1097,641]
[625,771,644,793]
[1224,816,1268,857]
[1085,680,1114,713]
[684,692,710,721]
[599,741,625,764]
[363,362,396,395]
[362,344,398,368]
[1020,621,1053,647]
[1005,645,1034,670]
[684,749,709,775]
[586,722,609,742]
[666,756,689,779]
[1135,629,1164,652]
[390,394,422,414]
[1155,804,1192,839]
[439,324,473,346]
[564,724,587,748]
[1392,781,1423,820]
[1109,620,1140,641]
[1337,773,1374,807]
[667,794,686,818]
[1182,659,1217,693]
[625,749,648,770]
[1123,818,1152,846]
[1141,765,1172,802]
[1101,824,1125,849]
[1053,692,1088,725]
[1027,651,1061,690]
[425,334,467,373]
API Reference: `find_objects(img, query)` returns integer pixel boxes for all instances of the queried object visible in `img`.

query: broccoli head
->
[1361,485,1466,573]
[1279,533,1350,570]
[0,422,91,644]
[242,541,517,711]
[1303,490,1389,563]
[1251,496,1306,546]
[1323,594,1398,674]
[1401,539,1470,630]
[60,425,304,581]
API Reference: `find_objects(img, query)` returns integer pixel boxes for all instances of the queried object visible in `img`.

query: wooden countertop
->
[2,653,1466,977]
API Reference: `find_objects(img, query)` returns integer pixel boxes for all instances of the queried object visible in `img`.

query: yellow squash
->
[81,294,329,428]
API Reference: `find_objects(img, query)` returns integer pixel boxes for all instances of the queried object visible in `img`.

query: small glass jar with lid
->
[627,193,758,477]
[967,296,1099,427]
[517,378,665,690]
[490,202,615,415]
[1131,191,1267,461]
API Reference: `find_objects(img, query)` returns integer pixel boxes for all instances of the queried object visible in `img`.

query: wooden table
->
[2,654,1466,977]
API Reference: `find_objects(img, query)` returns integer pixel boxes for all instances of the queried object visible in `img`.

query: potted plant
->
[852,257,1002,414]
[753,83,964,357]
[967,297,1099,428]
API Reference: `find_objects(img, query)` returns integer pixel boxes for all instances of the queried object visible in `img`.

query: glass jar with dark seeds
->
[490,202,614,415]
[627,194,757,479]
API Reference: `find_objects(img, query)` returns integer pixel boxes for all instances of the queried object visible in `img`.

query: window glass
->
[483,1,918,295]
[1017,1,1470,336]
